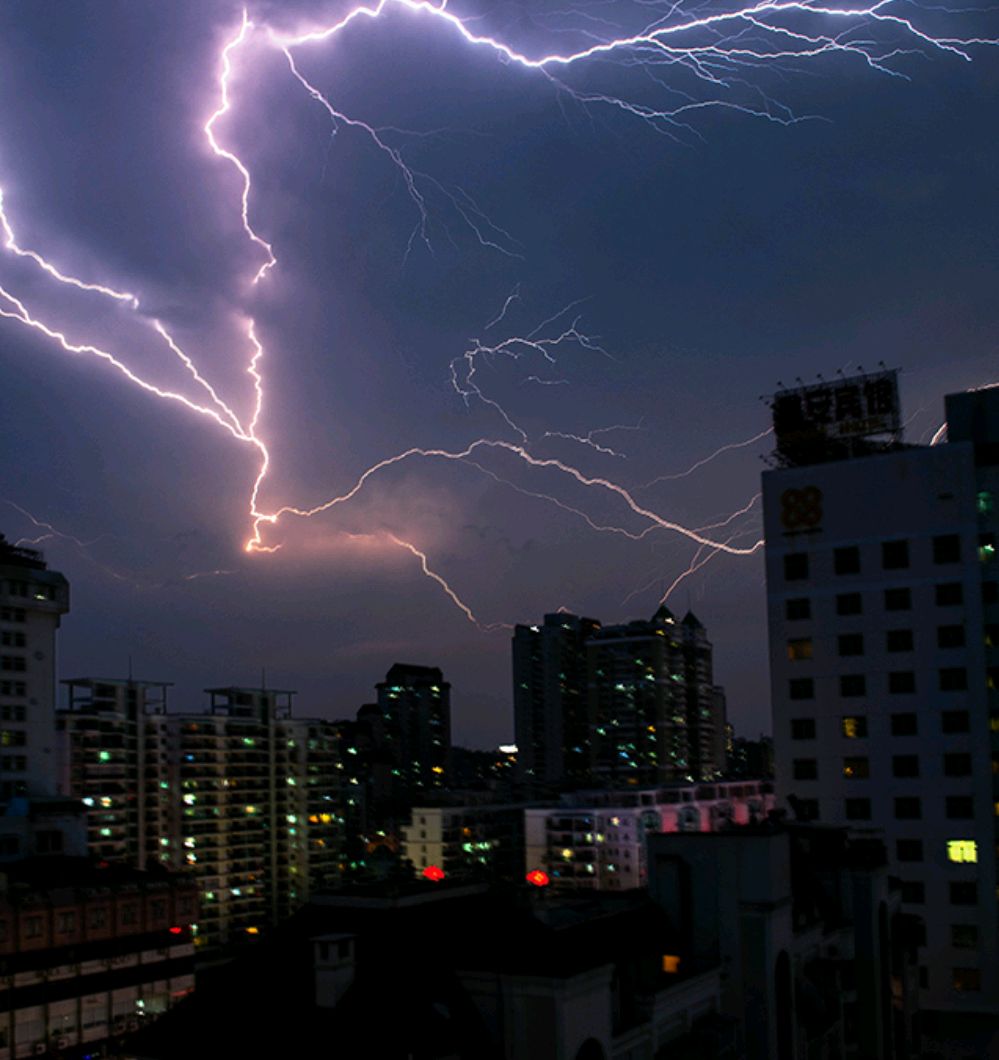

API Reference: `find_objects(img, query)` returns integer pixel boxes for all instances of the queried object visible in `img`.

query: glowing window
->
[841,716,867,739]
[526,870,550,887]
[662,955,681,973]
[947,840,977,864]
[787,638,813,661]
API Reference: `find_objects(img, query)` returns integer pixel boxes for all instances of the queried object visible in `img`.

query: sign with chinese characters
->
[772,370,900,452]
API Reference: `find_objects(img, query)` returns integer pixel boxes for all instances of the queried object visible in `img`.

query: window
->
[895,797,922,819]
[24,915,42,938]
[900,881,925,904]
[838,634,864,656]
[946,840,977,863]
[984,581,998,605]
[891,712,917,736]
[889,672,916,694]
[789,678,814,701]
[784,553,809,581]
[943,753,972,777]
[949,881,977,905]
[942,710,970,733]
[843,757,869,779]
[953,968,981,992]
[0,656,25,672]
[934,534,962,564]
[121,905,137,925]
[945,796,974,819]
[845,797,871,820]
[836,592,862,616]
[0,632,25,648]
[834,546,861,575]
[787,638,813,661]
[793,758,818,780]
[980,532,996,561]
[884,587,911,611]
[785,598,810,621]
[841,715,867,739]
[882,540,910,569]
[57,911,76,933]
[791,718,816,739]
[793,798,819,821]
[886,629,914,652]
[938,626,965,649]
[940,668,968,691]
[951,924,978,949]
[937,583,964,606]
[893,755,919,778]
[840,675,866,697]
[896,839,923,862]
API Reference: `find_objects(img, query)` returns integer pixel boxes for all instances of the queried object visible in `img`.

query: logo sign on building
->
[772,370,900,464]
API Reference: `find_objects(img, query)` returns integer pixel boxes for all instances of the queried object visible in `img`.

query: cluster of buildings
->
[2,370,999,1057]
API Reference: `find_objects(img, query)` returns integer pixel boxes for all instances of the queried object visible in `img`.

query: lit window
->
[843,757,869,779]
[787,638,813,661]
[662,954,681,973]
[841,716,866,739]
[947,840,977,864]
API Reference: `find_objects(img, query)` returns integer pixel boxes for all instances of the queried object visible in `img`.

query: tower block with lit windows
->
[764,370,999,1016]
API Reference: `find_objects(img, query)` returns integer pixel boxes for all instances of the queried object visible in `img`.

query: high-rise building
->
[375,664,451,800]
[0,535,70,802]
[512,612,600,789]
[676,611,729,781]
[763,372,999,1016]
[57,678,171,869]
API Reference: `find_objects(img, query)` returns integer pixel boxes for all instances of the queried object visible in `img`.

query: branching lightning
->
[2,0,997,627]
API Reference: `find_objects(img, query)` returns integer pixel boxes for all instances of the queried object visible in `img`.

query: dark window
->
[937,583,964,606]
[843,757,869,779]
[896,839,923,862]
[841,715,867,739]
[895,797,922,820]
[787,638,813,661]
[943,753,972,777]
[784,553,809,581]
[953,968,981,992]
[885,587,912,611]
[984,581,999,605]
[945,796,974,819]
[840,675,866,697]
[886,629,914,652]
[940,668,968,691]
[942,710,970,733]
[951,924,978,949]
[949,881,977,905]
[845,797,871,820]
[893,755,920,778]
[834,546,861,575]
[934,535,962,564]
[794,799,819,821]
[882,540,910,570]
[900,880,925,904]
[836,592,862,616]
[789,678,814,701]
[793,758,817,780]
[838,634,864,656]
[790,718,816,739]
[785,598,810,621]
[938,626,966,649]
[889,672,916,694]
[891,712,918,736]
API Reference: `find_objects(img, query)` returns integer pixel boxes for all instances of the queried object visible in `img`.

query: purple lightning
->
[2,0,998,629]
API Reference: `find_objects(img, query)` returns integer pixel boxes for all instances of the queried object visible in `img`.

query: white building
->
[763,378,999,1016]
[524,780,774,891]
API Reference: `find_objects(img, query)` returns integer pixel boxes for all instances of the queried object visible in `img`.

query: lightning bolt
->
[2,0,996,629]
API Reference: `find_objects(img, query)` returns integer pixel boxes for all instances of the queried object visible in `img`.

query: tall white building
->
[0,535,69,804]
[763,375,999,1017]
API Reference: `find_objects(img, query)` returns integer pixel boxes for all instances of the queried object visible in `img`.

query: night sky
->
[2,0,998,746]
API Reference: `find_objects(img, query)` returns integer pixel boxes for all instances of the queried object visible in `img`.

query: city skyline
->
[3,0,999,746]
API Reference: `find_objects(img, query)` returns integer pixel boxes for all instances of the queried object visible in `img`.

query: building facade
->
[512,612,601,790]
[0,537,70,804]
[524,780,774,891]
[763,380,999,1016]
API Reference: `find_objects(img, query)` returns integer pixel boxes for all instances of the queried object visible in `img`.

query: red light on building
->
[526,869,550,887]
[422,865,445,882]
[168,926,183,935]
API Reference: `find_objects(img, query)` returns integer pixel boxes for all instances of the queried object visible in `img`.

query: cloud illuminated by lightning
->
[2,0,997,628]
